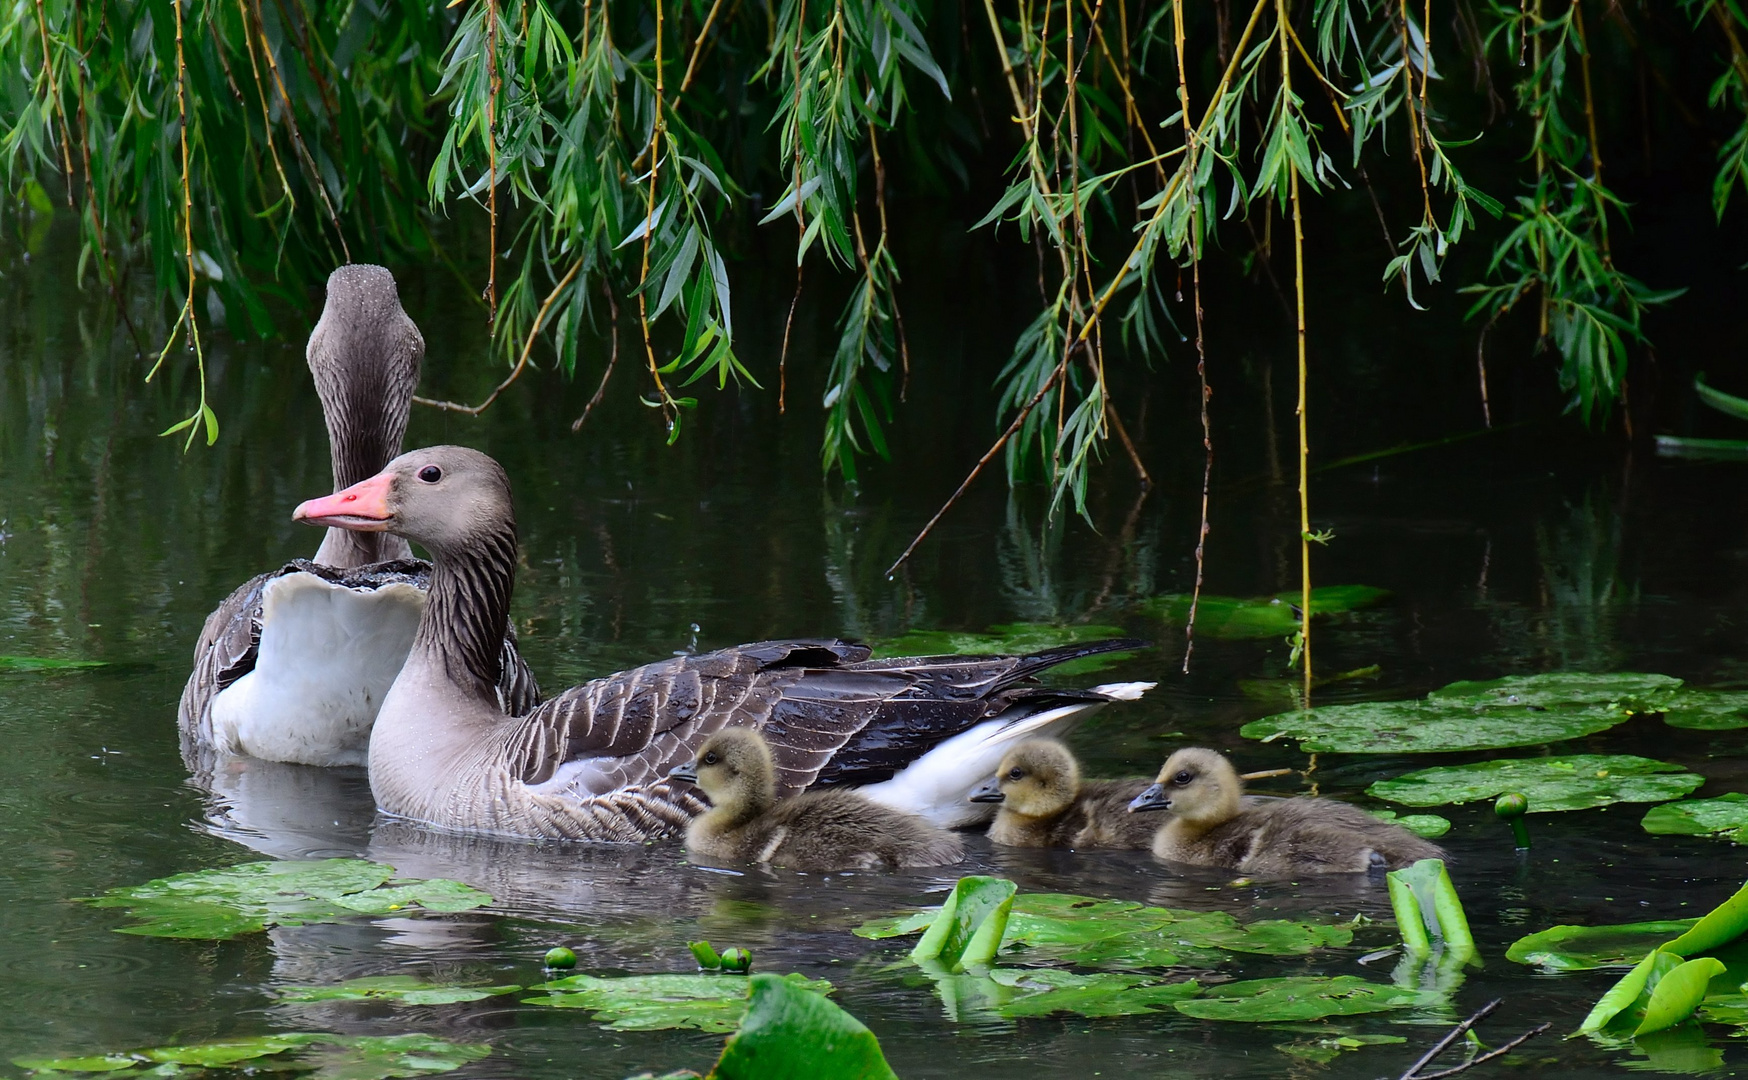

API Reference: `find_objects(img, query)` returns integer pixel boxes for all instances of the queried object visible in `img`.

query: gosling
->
[1128,747,1444,876]
[968,739,1159,849]
[670,727,964,871]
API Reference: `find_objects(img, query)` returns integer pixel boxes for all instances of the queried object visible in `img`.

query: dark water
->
[6,221,1748,1079]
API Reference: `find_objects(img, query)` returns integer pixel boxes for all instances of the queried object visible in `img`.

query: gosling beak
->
[670,761,699,784]
[293,471,395,531]
[1127,783,1171,813]
[968,778,1005,804]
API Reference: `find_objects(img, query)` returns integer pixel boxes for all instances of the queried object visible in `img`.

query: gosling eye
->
[703,752,719,766]
[1007,768,1025,781]
[418,465,443,483]
[1173,770,1194,786]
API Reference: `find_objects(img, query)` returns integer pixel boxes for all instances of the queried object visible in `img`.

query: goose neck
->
[414,522,518,702]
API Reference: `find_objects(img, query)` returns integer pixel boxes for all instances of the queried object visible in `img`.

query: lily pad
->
[1142,586,1388,639]
[523,972,831,1032]
[0,656,109,672]
[710,972,897,1080]
[1427,672,1682,711]
[13,1033,488,1077]
[1507,923,1699,971]
[278,977,522,1005]
[1368,755,1705,813]
[81,860,493,939]
[872,624,1134,676]
[1174,976,1428,1022]
[1278,1033,1408,1064]
[1370,810,1452,838]
[1243,699,1630,753]
[1661,690,1748,730]
[1642,794,1748,843]
[987,968,1200,1018]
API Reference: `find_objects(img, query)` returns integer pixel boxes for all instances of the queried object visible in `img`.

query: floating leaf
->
[709,972,897,1080]
[0,656,110,672]
[1277,1033,1407,1064]
[1642,794,1748,843]
[910,876,1016,972]
[1661,690,1748,731]
[81,860,492,940]
[1368,756,1704,813]
[278,977,521,1005]
[872,624,1133,676]
[1427,672,1682,712]
[13,1033,487,1077]
[1580,950,1683,1034]
[1243,699,1629,753]
[987,969,1200,1018]
[1141,586,1388,640]
[1370,810,1452,838]
[1174,976,1428,1022]
[1635,958,1728,1036]
[523,972,830,1032]
[851,910,936,940]
[1507,923,1698,971]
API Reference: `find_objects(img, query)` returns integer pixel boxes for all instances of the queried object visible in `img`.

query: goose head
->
[1127,747,1242,827]
[307,265,424,567]
[293,446,514,560]
[670,727,776,818]
[968,738,1080,818]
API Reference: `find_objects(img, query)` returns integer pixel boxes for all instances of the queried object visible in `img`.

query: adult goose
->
[179,266,538,770]
[291,445,1153,841]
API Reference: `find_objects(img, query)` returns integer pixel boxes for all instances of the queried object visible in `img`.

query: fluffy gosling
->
[1128,747,1444,876]
[968,739,1158,849]
[671,727,964,871]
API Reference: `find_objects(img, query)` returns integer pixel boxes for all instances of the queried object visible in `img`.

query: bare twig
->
[679,0,727,93]
[1393,999,1551,1080]
[416,259,583,415]
[574,283,621,431]
[1177,0,1211,673]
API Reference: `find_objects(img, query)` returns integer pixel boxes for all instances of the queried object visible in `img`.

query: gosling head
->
[669,727,776,818]
[1127,747,1242,827]
[968,739,1081,819]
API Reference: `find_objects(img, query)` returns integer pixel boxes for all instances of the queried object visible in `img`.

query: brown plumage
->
[970,739,1156,849]
[673,728,964,870]
[1130,747,1444,876]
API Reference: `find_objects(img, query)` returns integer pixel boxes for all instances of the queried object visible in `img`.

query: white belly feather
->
[210,572,426,767]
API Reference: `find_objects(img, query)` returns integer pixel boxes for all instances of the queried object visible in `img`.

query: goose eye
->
[418,465,443,483]
[1173,770,1194,785]
[1007,768,1025,781]
[703,752,718,766]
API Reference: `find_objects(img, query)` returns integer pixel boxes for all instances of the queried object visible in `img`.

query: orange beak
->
[293,471,395,531]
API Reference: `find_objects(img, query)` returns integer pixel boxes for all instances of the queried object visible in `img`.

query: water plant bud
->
[543,946,577,969]
[1495,792,1531,849]
[718,947,752,973]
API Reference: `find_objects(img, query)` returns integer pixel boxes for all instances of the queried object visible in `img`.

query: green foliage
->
[909,875,1016,972]
[1661,690,1748,731]
[80,859,492,939]
[1643,794,1748,843]
[1173,976,1430,1022]
[1276,1033,1407,1064]
[709,973,898,1080]
[1385,859,1474,960]
[1507,922,1698,972]
[1426,672,1682,710]
[277,977,521,1005]
[1370,810,1451,839]
[1142,586,1387,640]
[524,972,832,1032]
[1368,755,1705,812]
[12,1033,488,1078]
[0,656,109,672]
[986,969,1200,1019]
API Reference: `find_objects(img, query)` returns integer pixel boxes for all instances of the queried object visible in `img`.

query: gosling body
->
[1131,747,1443,876]
[673,728,964,871]
[970,740,1157,849]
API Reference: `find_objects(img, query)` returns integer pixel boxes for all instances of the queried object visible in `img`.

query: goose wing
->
[509,638,1147,799]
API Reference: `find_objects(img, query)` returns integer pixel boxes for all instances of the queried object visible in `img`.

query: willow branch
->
[416,258,583,415]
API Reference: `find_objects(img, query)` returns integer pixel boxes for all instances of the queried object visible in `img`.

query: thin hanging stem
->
[484,0,501,323]
[416,258,583,415]
[574,283,621,431]
[1178,0,1212,673]
[637,0,676,423]
[1279,0,1313,697]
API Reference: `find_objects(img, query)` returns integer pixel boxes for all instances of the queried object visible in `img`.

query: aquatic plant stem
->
[416,258,583,415]
[1282,0,1313,697]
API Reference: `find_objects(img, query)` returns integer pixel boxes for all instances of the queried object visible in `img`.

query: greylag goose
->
[179,266,537,770]
[1127,747,1444,875]
[968,739,1159,849]
[670,728,963,870]
[291,445,1154,841]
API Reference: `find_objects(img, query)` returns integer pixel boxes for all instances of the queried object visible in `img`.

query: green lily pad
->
[523,972,831,1032]
[1427,672,1682,711]
[1243,699,1630,753]
[1370,810,1452,838]
[13,1034,488,1077]
[871,624,1134,676]
[1661,690,1748,730]
[851,910,937,941]
[0,656,109,672]
[278,977,522,1005]
[1141,586,1388,639]
[81,860,493,940]
[1174,976,1428,1022]
[710,972,896,1080]
[1368,755,1705,813]
[1507,922,1699,971]
[987,969,1201,1018]
[1277,1033,1408,1064]
[1643,794,1748,843]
